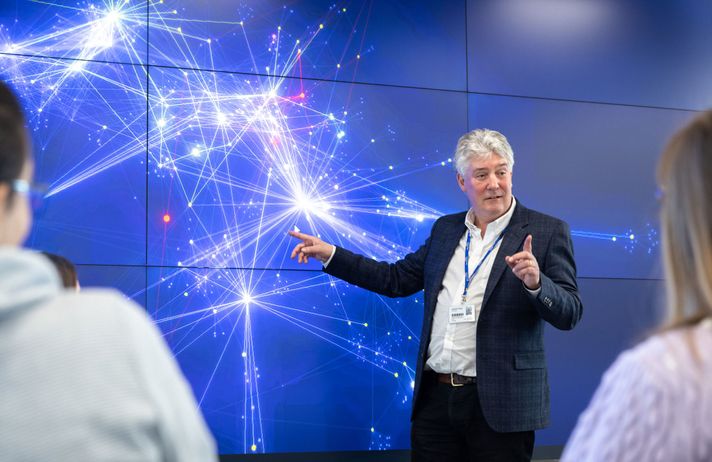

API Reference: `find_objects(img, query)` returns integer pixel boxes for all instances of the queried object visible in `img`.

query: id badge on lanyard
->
[448,231,504,325]
[449,303,477,324]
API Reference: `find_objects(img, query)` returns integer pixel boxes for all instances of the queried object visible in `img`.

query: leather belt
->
[437,373,476,387]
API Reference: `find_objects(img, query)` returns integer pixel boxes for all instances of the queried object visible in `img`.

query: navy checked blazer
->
[324,201,583,433]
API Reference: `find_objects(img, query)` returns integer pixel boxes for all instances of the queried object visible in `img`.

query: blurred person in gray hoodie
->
[0,80,217,461]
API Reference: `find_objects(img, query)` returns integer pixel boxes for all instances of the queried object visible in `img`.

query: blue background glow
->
[1,0,709,455]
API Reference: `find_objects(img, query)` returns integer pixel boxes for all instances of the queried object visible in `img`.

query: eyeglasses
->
[11,179,48,210]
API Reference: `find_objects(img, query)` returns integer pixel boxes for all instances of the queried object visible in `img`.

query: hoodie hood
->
[0,247,61,316]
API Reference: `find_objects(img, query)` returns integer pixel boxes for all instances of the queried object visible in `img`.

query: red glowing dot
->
[299,92,305,98]
[163,214,171,223]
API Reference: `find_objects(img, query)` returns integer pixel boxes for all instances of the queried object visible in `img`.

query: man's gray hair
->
[453,129,515,175]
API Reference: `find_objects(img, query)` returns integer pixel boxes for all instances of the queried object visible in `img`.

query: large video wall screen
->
[1,0,692,455]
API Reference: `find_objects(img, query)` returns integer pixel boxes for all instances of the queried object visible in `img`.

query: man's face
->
[457,153,513,225]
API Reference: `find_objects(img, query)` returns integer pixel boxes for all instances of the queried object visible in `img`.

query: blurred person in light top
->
[0,79,218,462]
[562,110,712,462]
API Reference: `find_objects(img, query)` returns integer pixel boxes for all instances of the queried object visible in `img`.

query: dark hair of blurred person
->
[562,111,712,462]
[41,252,79,289]
[0,80,217,461]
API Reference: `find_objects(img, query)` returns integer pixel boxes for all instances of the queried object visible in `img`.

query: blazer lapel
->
[481,203,529,309]
[426,216,466,318]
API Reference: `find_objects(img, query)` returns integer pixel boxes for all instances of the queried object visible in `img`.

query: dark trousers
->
[411,374,534,462]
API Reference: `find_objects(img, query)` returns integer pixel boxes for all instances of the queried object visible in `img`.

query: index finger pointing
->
[288,230,309,240]
[524,234,533,253]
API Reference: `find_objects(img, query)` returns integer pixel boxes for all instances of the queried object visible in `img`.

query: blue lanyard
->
[462,231,504,303]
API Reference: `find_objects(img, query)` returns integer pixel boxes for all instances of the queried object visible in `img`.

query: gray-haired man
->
[290,129,583,461]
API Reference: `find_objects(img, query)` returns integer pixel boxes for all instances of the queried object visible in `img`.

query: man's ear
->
[456,172,465,191]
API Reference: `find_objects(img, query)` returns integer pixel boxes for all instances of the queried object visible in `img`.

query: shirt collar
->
[465,196,517,240]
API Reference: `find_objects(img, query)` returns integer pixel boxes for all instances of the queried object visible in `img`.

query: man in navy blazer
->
[289,129,583,461]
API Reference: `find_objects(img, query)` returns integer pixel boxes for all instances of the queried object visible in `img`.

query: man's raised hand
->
[288,230,335,264]
[505,234,541,290]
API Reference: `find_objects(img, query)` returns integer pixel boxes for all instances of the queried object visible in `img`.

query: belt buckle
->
[450,373,464,387]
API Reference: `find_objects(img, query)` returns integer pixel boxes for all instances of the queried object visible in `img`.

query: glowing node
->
[163,214,171,223]
[187,202,192,207]
[402,361,407,366]
[206,38,212,44]
[251,444,257,452]
[336,130,345,139]
[157,118,166,128]
[336,63,341,69]
[416,214,424,222]
[388,165,393,170]
[357,54,361,59]
[191,147,200,156]
[104,9,122,24]
[370,427,375,433]
[629,234,635,240]
[319,24,324,29]
[242,352,247,358]
[393,372,399,378]
[363,322,368,327]
[612,236,617,242]
[69,61,85,73]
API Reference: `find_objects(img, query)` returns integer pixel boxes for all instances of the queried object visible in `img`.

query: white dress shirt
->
[425,197,517,377]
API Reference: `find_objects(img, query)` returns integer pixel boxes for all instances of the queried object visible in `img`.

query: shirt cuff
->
[322,246,337,268]
[525,284,541,296]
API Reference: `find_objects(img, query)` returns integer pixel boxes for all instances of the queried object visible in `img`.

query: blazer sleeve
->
[528,220,583,330]
[323,229,433,298]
